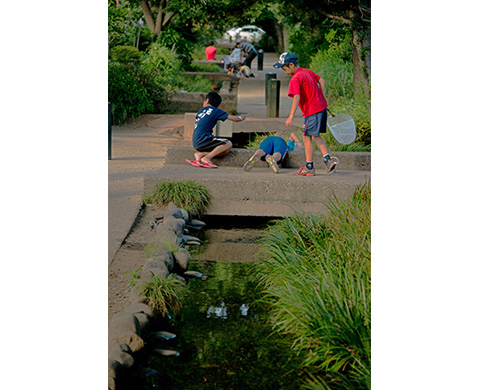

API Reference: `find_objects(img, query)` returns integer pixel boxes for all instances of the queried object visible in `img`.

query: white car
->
[238,25,266,43]
[222,27,240,42]
[223,25,266,43]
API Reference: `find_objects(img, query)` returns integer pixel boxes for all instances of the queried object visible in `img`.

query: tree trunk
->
[139,0,173,38]
[163,12,174,28]
[352,27,371,103]
[154,4,164,36]
[139,0,156,34]
[274,24,287,53]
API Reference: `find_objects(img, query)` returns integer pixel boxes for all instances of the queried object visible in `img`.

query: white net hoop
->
[327,114,356,145]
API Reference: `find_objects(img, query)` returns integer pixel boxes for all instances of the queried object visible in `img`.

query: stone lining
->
[108,202,205,390]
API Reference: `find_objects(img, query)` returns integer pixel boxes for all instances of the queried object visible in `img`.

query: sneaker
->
[295,166,315,176]
[265,155,279,173]
[243,154,259,171]
[325,157,339,174]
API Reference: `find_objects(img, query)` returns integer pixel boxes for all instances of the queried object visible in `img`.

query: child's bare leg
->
[313,135,336,172]
[313,135,329,156]
[201,141,232,164]
[272,152,282,162]
[302,135,315,162]
[255,149,266,158]
[194,152,207,161]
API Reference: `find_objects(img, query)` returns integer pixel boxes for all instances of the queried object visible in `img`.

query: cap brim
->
[273,62,282,68]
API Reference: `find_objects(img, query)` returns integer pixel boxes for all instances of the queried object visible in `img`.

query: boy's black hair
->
[206,91,222,108]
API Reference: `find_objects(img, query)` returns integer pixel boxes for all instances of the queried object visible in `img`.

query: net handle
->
[327,108,335,117]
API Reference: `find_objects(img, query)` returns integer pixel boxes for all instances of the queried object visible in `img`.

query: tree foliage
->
[109,0,371,125]
[275,0,371,99]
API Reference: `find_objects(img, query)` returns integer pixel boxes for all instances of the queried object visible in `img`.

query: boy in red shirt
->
[274,52,337,175]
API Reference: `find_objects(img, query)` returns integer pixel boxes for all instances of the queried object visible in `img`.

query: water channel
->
[136,216,306,389]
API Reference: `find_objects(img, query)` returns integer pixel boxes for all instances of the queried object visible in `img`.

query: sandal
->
[185,159,202,167]
[199,161,218,169]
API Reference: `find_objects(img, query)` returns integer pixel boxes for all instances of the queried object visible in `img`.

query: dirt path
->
[108,115,189,320]
[108,205,167,320]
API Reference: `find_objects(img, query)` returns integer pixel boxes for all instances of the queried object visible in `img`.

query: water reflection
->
[240,303,249,316]
[206,301,227,319]
[206,302,250,319]
[141,222,304,390]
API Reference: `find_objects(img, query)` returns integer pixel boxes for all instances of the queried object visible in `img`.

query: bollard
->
[266,79,280,118]
[257,49,264,71]
[108,102,112,160]
[265,73,277,105]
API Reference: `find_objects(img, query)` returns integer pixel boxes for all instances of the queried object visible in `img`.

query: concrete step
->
[144,163,370,217]
[182,114,304,142]
[165,146,370,171]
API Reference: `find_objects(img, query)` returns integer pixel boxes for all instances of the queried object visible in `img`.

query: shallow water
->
[140,221,305,389]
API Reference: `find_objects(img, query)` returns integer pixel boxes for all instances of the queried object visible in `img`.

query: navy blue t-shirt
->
[192,106,229,149]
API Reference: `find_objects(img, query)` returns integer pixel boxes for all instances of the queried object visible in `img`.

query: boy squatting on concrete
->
[186,91,245,169]
[243,133,303,174]
[274,52,338,176]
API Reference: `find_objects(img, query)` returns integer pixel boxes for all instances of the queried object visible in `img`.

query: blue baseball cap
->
[273,52,298,68]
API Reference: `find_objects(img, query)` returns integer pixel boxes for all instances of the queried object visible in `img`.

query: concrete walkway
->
[108,52,369,264]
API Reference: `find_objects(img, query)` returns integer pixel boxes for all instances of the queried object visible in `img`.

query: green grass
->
[254,182,371,390]
[145,238,181,258]
[137,274,188,317]
[143,180,210,217]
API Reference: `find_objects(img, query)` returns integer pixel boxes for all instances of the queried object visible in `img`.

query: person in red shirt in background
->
[205,40,217,60]
[274,52,338,176]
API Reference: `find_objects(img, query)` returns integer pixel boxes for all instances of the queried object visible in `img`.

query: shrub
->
[255,183,371,389]
[309,38,354,103]
[108,1,144,48]
[288,21,333,68]
[309,29,371,146]
[109,45,142,64]
[157,26,195,68]
[141,42,184,92]
[141,42,217,93]
[187,61,221,73]
[108,62,154,125]
[143,181,211,217]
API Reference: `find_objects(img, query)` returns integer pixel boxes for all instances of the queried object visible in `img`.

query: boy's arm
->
[227,114,246,122]
[286,95,300,127]
[319,78,326,96]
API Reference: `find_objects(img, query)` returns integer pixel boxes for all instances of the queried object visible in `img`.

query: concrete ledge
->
[193,59,225,69]
[165,90,237,113]
[183,72,239,82]
[183,72,240,93]
[165,146,371,171]
[144,165,370,217]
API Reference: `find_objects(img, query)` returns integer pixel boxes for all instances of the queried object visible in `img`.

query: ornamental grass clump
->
[143,180,210,217]
[137,274,187,317]
[144,237,181,258]
[255,182,371,390]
